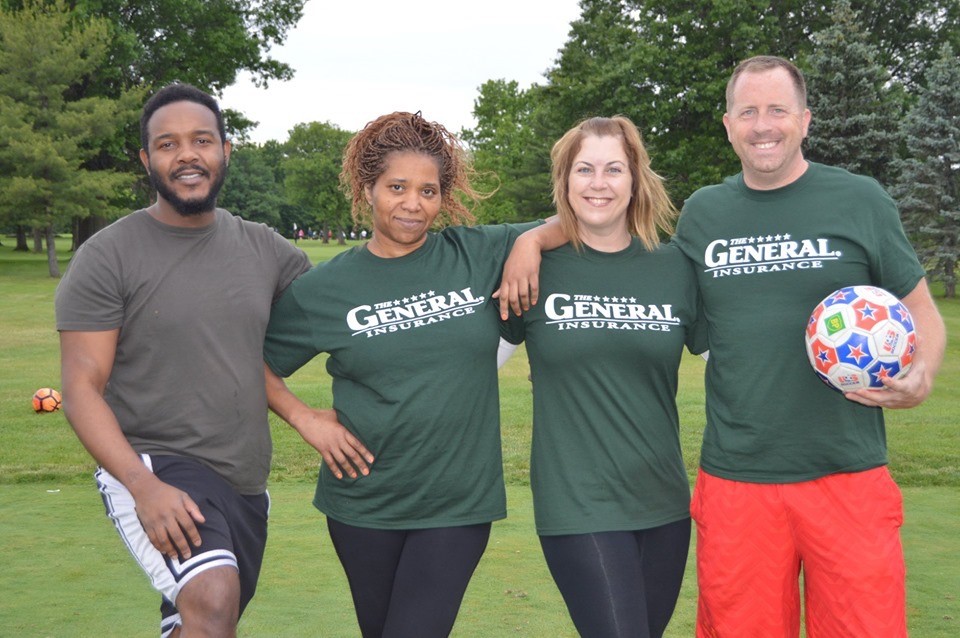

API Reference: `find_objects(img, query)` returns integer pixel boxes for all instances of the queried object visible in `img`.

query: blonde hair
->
[551,116,676,251]
[340,111,483,227]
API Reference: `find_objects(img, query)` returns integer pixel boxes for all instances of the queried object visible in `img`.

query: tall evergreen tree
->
[803,0,905,187]
[1,0,307,247]
[891,45,960,297]
[0,0,139,277]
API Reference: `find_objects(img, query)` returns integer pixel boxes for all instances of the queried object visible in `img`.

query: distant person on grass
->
[55,83,310,638]
[262,111,540,637]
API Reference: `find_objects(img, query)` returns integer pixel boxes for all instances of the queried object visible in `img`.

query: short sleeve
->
[55,242,124,332]
[499,313,525,345]
[868,189,926,299]
[263,277,320,377]
[269,230,311,301]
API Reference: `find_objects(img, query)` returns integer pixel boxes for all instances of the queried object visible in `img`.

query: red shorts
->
[691,466,906,638]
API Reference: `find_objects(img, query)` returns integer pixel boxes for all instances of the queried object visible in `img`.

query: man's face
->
[723,67,811,190]
[139,100,231,216]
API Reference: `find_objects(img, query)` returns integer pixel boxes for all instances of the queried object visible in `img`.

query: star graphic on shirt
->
[775,234,783,241]
[783,234,791,240]
[428,290,435,296]
[765,235,774,242]
[393,299,401,306]
[602,296,610,302]
[629,297,637,303]
[419,292,428,300]
[402,297,410,304]
[747,236,756,244]
[593,296,601,302]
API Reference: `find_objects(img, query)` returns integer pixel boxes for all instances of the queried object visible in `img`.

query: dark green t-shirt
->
[672,163,925,483]
[502,240,704,535]
[265,224,531,529]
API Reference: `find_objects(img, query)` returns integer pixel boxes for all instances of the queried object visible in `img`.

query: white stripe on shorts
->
[95,454,239,607]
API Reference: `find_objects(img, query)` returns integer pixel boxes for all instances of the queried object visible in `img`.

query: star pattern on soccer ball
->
[845,343,868,364]
[831,290,850,303]
[858,304,878,320]
[896,306,910,321]
[872,364,894,381]
[817,348,832,363]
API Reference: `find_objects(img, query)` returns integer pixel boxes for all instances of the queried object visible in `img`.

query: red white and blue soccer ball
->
[805,286,916,392]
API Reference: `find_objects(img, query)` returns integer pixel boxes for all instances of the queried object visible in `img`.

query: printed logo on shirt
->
[704,234,840,278]
[544,293,679,332]
[346,288,483,338]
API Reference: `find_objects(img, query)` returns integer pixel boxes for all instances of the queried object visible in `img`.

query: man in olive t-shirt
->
[56,84,310,638]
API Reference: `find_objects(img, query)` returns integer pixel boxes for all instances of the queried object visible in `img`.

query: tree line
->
[0,0,305,276]
[1,0,957,295]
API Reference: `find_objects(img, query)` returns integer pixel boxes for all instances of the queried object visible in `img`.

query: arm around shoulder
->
[495,217,567,319]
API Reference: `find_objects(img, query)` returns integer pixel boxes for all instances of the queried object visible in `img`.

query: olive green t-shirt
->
[265,224,532,529]
[55,209,311,494]
[672,163,925,483]
[502,241,705,535]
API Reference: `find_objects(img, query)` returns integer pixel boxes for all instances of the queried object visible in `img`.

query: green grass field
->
[0,238,957,636]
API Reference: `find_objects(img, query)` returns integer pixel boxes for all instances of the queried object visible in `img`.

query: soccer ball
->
[805,286,915,392]
[32,387,62,413]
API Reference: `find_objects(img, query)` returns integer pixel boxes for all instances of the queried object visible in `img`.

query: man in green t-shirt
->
[672,55,946,638]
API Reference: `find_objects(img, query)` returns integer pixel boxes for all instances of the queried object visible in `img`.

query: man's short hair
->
[726,56,807,112]
[140,83,226,152]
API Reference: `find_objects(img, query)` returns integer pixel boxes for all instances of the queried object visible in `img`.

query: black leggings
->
[539,517,691,638]
[327,518,491,638]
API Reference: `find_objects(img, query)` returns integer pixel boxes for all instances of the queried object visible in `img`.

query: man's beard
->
[150,161,228,217]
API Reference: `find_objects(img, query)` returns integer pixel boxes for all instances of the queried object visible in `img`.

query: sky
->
[219,0,583,144]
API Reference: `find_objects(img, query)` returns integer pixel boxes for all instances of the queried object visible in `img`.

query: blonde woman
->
[500,116,704,637]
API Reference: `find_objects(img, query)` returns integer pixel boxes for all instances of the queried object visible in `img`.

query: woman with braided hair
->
[263,112,538,637]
